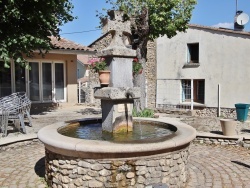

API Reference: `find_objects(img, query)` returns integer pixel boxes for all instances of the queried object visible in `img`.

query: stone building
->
[156,24,250,110]
[88,33,157,109]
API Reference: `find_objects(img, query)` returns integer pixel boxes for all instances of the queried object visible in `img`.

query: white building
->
[156,24,250,109]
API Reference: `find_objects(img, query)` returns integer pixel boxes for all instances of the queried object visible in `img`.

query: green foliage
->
[103,0,196,40]
[0,0,75,68]
[132,108,155,118]
[132,57,143,75]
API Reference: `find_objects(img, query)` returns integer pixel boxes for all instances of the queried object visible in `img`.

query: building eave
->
[188,24,250,37]
[34,49,97,55]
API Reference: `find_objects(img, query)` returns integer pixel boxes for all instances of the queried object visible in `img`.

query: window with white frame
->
[0,60,66,102]
[182,79,205,104]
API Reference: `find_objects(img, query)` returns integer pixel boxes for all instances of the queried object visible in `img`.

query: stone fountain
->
[94,10,140,134]
[38,11,196,188]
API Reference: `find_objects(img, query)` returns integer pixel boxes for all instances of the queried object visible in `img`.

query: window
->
[0,61,12,97]
[182,79,205,104]
[29,61,65,102]
[187,43,199,63]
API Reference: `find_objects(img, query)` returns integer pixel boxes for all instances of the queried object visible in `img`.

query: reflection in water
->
[58,120,176,143]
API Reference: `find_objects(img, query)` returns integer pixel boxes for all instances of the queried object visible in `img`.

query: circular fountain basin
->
[58,118,177,143]
[38,117,196,188]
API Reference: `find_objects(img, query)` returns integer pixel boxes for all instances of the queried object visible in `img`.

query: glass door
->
[15,64,26,93]
[28,61,65,102]
[29,62,40,101]
[0,62,12,97]
[54,63,65,101]
[42,62,52,101]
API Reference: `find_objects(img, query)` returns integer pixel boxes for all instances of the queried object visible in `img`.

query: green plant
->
[132,58,143,75]
[132,108,155,118]
[0,0,75,68]
[88,57,108,73]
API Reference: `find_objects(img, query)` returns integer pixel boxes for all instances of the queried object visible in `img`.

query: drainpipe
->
[191,79,194,110]
[218,84,221,117]
[145,79,148,108]
[78,81,81,103]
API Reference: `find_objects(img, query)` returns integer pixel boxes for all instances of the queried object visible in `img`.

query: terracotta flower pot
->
[220,119,237,136]
[98,70,110,86]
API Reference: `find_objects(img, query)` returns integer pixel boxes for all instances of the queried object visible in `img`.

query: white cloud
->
[212,22,234,29]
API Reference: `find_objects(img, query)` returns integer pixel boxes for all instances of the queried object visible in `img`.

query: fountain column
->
[94,10,140,133]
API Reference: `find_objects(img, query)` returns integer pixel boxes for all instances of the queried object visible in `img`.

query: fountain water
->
[38,11,196,188]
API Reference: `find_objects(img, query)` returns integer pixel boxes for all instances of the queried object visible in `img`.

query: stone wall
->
[45,147,190,188]
[157,107,237,118]
[85,34,112,106]
[194,137,250,148]
[88,34,157,109]
[89,33,112,51]
[196,108,236,118]
[146,41,157,109]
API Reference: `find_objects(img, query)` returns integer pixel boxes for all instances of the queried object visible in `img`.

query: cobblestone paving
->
[1,142,250,187]
[0,142,46,188]
[187,144,250,188]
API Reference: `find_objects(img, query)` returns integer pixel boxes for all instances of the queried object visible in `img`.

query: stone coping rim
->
[197,132,250,140]
[38,117,196,158]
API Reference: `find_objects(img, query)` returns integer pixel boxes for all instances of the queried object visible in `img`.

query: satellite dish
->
[236,13,249,25]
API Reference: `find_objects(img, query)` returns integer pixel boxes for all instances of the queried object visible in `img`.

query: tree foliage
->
[101,0,196,110]
[0,0,75,68]
[103,0,196,57]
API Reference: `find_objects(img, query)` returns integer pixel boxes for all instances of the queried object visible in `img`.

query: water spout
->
[125,88,135,98]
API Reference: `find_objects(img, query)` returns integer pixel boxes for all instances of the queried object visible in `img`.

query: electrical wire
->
[60,29,101,35]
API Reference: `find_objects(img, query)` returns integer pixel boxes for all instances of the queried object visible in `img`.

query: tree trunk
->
[130,7,149,113]
[132,7,149,112]
[133,57,146,112]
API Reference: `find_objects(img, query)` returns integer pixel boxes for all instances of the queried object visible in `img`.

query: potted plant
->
[132,58,143,76]
[88,57,110,86]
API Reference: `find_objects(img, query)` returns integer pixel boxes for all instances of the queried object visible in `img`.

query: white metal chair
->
[0,92,32,137]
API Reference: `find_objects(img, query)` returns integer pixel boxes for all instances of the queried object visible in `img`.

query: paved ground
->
[0,143,46,188]
[1,142,250,187]
[1,105,250,187]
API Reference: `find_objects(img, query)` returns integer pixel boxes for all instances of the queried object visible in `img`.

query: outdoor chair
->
[0,92,32,137]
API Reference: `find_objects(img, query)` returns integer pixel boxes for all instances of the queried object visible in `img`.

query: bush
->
[132,108,155,118]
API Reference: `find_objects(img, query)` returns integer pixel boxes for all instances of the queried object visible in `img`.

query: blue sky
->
[60,0,250,46]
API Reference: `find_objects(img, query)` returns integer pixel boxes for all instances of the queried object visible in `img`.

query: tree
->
[0,0,75,68]
[102,0,196,111]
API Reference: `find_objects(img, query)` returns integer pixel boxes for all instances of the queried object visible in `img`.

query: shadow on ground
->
[35,157,45,177]
[31,103,58,115]
[210,130,223,135]
[231,160,250,169]
[241,129,250,133]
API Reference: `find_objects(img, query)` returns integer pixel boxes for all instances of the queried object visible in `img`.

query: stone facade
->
[146,41,157,109]
[45,147,190,188]
[194,137,250,148]
[196,108,236,118]
[86,33,112,107]
[157,107,237,118]
[88,34,157,109]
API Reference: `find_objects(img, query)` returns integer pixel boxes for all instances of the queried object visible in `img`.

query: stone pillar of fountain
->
[94,10,140,133]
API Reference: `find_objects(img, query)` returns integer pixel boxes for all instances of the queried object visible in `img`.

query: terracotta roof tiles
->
[49,36,96,52]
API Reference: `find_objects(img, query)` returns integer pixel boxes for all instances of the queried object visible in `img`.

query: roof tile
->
[49,36,96,52]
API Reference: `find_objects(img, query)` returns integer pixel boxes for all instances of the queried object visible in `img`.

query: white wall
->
[157,27,250,108]
[77,61,87,79]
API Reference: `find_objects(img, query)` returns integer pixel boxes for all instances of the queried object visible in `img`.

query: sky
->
[60,0,250,46]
